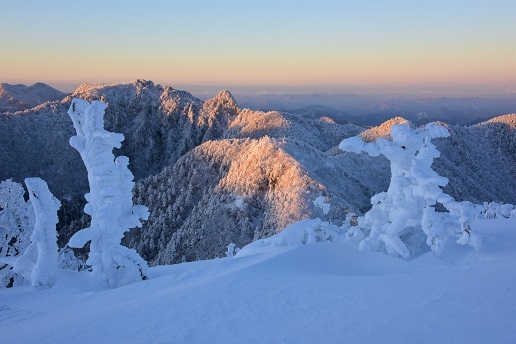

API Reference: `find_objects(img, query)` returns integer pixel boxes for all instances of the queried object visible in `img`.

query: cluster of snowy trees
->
[0,99,149,288]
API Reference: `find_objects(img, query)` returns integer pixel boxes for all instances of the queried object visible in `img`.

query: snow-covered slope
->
[0,82,67,111]
[1,218,515,343]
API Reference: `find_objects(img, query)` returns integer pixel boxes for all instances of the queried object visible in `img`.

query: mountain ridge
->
[0,82,67,111]
[235,92,516,126]
[1,80,514,264]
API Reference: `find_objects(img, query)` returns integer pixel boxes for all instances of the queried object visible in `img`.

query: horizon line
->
[2,79,516,99]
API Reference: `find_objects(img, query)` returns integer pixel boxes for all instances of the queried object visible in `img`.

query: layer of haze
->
[0,0,515,96]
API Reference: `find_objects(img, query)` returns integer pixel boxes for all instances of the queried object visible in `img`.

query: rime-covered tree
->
[478,202,516,219]
[67,98,149,288]
[0,179,34,287]
[14,178,60,287]
[340,123,483,258]
[0,179,33,257]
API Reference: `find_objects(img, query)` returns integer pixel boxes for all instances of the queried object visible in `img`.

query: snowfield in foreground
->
[1,219,515,344]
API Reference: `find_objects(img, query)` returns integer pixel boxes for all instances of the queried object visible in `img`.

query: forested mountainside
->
[0,80,233,194]
[1,80,515,264]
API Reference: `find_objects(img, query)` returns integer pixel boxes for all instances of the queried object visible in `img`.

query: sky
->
[0,0,515,95]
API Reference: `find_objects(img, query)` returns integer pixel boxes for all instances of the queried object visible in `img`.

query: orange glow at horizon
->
[1,1,514,93]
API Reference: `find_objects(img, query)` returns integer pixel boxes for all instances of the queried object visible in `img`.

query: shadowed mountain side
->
[352,114,516,204]
[0,101,85,193]
[69,80,238,180]
[434,115,516,204]
[0,80,239,195]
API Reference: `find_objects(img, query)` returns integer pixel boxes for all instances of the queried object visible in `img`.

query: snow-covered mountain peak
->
[204,90,238,112]
[71,83,106,98]
[485,113,516,128]
[359,116,411,142]
[71,80,202,112]
[131,79,155,89]
[215,90,237,105]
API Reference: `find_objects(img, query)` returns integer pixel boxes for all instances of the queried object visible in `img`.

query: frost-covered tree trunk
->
[14,178,60,288]
[340,123,484,258]
[67,99,149,288]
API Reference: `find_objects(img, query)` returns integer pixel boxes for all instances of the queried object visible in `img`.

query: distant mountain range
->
[1,80,515,265]
[0,82,67,111]
[235,92,516,126]
[3,81,515,126]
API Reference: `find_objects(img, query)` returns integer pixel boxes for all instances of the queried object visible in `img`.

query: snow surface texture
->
[0,218,514,343]
[14,178,60,288]
[340,123,491,258]
[67,99,149,288]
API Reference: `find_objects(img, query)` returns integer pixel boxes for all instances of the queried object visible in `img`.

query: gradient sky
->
[0,0,515,95]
